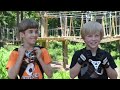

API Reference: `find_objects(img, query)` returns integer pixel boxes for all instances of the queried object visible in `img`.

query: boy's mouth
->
[90,42,97,45]
[30,38,37,41]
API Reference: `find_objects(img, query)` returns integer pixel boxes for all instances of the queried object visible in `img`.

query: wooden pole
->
[115,12,117,36]
[62,40,68,69]
[71,17,75,36]
[109,12,112,36]
[102,16,106,37]
[69,17,72,36]
[112,16,115,36]
[44,17,48,37]
[65,16,68,36]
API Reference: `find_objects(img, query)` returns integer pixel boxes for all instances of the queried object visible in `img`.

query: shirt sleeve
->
[41,48,52,64]
[6,51,19,70]
[106,52,117,69]
[70,50,80,69]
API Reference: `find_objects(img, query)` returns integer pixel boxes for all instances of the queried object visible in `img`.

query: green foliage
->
[115,57,120,67]
[48,41,85,64]
[0,11,40,28]
[44,70,70,79]
[0,47,10,78]
[24,11,40,22]
[48,41,63,62]
[1,41,120,79]
[0,45,18,79]
[0,11,16,28]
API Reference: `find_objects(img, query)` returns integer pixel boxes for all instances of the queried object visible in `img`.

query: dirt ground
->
[115,68,120,79]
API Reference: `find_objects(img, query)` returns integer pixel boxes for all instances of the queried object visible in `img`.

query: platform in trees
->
[37,36,120,43]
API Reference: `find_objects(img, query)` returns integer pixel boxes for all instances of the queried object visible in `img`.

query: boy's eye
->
[87,35,92,37]
[29,30,33,34]
[95,34,100,37]
[35,30,38,34]
[27,29,38,34]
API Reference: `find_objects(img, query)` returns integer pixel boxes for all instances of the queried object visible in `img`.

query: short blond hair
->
[81,21,104,40]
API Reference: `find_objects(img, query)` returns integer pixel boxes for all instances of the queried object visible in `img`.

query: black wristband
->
[78,58,84,65]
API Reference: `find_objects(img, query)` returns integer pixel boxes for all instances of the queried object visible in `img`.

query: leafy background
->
[0,41,120,79]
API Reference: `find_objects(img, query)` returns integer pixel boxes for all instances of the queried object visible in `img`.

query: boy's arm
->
[35,48,53,78]
[37,58,53,78]
[70,62,81,79]
[105,67,118,79]
[8,55,24,79]
[70,51,87,79]
[102,53,118,79]
[7,46,26,79]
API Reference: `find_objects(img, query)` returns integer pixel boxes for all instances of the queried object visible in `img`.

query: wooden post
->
[115,11,117,36]
[40,12,48,38]
[42,40,47,48]
[102,16,106,37]
[69,17,72,36]
[80,14,84,38]
[109,12,112,36]
[41,40,49,49]
[65,16,67,36]
[40,16,45,37]
[112,16,115,36]
[62,40,68,69]
[44,17,48,37]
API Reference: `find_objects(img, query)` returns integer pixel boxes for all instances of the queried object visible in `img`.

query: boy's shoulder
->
[97,48,110,55]
[13,45,44,50]
[13,48,19,51]
[75,48,110,55]
[74,48,86,54]
[34,45,44,49]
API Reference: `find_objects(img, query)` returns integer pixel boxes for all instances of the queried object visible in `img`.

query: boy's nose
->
[32,32,37,36]
[92,36,96,40]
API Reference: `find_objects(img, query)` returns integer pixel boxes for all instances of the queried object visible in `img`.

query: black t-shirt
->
[70,48,117,79]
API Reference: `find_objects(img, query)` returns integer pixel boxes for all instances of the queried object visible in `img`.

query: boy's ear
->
[20,32,25,39]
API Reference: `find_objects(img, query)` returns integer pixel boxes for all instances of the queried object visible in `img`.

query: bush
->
[0,45,18,79]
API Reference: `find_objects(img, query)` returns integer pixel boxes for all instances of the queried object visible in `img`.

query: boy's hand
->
[77,50,92,65]
[33,47,42,59]
[102,57,110,68]
[18,46,26,58]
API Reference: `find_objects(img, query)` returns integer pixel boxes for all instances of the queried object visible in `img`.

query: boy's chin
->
[89,46,98,49]
[87,44,98,49]
[30,42,36,45]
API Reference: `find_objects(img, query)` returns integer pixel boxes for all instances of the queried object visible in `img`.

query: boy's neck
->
[22,43,35,51]
[86,47,99,56]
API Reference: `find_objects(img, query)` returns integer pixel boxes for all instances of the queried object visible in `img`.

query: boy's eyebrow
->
[27,29,38,31]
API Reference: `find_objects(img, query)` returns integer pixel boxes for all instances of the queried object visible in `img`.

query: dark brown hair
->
[18,19,39,32]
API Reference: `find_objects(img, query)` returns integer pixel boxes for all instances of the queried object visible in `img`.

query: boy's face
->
[21,28,39,45]
[83,32,101,50]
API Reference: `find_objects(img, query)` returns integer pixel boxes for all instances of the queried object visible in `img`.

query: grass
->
[44,69,70,79]
[115,58,120,68]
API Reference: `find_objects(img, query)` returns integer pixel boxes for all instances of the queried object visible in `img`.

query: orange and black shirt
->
[6,48,52,79]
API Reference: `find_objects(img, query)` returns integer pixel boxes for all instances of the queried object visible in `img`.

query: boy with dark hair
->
[6,19,53,79]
